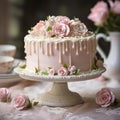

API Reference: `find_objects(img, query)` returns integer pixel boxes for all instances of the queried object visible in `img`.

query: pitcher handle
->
[96,33,110,60]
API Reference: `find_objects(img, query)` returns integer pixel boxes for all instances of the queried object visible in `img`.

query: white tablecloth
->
[0,79,120,120]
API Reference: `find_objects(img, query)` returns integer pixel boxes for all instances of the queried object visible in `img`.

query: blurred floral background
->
[0,0,110,59]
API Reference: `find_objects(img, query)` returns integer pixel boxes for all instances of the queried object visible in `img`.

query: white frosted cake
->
[23,16,103,75]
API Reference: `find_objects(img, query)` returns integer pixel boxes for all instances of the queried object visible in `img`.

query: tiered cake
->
[24,16,103,75]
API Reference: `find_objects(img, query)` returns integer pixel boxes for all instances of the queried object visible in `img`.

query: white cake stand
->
[14,68,105,107]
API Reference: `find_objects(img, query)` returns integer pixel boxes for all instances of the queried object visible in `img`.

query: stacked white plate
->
[0,59,23,86]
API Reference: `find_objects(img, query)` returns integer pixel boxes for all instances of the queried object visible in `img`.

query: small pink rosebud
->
[12,95,30,110]
[58,67,68,76]
[0,88,11,102]
[69,65,77,75]
[48,68,55,75]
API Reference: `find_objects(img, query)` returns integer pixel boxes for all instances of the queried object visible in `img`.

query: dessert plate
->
[0,59,24,86]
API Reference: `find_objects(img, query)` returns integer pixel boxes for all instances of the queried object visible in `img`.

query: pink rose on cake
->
[29,21,45,36]
[53,23,70,37]
[34,21,45,31]
[55,16,70,25]
[70,20,88,36]
[0,88,11,102]
[12,95,30,110]
[96,88,115,107]
[58,67,68,76]
[29,16,90,38]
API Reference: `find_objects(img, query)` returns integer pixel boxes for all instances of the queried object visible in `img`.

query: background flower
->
[109,0,120,14]
[88,1,109,25]
[88,0,120,33]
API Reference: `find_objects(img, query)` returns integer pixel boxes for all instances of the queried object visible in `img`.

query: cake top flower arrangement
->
[88,0,120,34]
[28,16,91,38]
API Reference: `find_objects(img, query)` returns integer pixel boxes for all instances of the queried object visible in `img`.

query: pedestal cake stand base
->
[39,82,83,107]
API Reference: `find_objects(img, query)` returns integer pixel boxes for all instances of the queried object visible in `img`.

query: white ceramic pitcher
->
[96,32,120,88]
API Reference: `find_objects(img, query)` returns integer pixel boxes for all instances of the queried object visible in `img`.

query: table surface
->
[0,78,120,120]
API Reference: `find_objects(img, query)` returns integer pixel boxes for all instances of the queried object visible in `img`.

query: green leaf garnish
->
[51,35,56,37]
[35,68,39,73]
[19,64,26,69]
[28,27,33,33]
[92,57,98,70]
[47,15,50,20]
[76,69,80,74]
[30,27,33,31]
[63,64,68,68]
[27,101,32,108]
[48,66,52,69]
[74,16,76,19]
[92,63,98,69]
[47,26,52,31]
[33,101,39,106]
[41,71,48,75]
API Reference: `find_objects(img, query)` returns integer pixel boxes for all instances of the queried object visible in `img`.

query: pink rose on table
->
[109,0,120,14]
[58,67,68,76]
[12,95,30,110]
[55,16,70,25]
[53,23,70,37]
[88,1,109,25]
[0,88,11,102]
[96,88,115,107]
